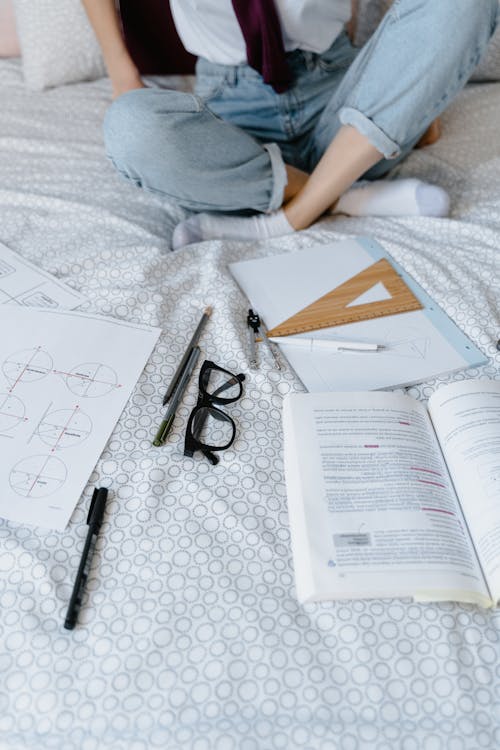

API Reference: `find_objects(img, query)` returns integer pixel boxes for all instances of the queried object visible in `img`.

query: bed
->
[1,56,500,750]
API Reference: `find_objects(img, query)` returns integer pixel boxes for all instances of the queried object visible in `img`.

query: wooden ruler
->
[267,258,423,337]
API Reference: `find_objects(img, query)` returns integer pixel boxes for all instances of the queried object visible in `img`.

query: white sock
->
[333,178,450,218]
[172,209,294,250]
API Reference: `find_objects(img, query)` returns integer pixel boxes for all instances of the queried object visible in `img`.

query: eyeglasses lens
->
[192,405,234,448]
[202,366,241,401]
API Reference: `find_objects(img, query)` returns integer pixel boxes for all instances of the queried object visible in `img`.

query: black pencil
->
[162,306,212,405]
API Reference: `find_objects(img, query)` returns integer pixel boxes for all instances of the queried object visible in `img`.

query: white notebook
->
[229,236,487,391]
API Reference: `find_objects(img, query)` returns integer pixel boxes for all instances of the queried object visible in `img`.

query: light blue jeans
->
[104,0,498,214]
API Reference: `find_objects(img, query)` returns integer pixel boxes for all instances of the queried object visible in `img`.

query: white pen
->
[267,336,385,353]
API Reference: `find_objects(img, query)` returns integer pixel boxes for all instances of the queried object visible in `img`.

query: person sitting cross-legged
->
[83,0,499,248]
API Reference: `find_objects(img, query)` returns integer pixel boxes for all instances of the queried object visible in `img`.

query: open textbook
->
[283,380,500,607]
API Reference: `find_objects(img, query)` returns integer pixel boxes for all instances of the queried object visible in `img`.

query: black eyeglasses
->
[184,360,245,465]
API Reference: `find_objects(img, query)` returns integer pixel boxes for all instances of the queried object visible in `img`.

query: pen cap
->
[87,487,108,527]
[64,613,77,630]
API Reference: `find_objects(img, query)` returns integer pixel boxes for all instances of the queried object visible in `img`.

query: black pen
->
[162,306,212,405]
[64,487,108,630]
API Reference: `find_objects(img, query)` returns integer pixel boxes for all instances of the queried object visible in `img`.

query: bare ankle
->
[283,164,309,202]
[416,117,442,149]
[282,202,310,231]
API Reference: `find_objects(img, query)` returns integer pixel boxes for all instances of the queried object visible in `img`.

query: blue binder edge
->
[356,236,488,368]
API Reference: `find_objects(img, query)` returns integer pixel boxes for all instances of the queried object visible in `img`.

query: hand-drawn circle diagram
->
[10,455,67,498]
[37,408,92,449]
[0,393,25,432]
[2,348,53,387]
[63,363,119,398]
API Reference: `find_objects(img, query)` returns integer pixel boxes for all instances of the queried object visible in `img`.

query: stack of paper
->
[230,237,487,391]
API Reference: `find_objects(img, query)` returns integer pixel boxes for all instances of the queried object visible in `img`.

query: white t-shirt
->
[170,0,352,65]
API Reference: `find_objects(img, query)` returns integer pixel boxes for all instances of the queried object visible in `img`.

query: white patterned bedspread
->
[0,57,499,750]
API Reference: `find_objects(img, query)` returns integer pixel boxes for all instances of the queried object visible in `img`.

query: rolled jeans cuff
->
[263,142,287,213]
[339,106,401,160]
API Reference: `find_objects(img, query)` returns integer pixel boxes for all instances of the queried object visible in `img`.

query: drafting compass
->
[246,309,281,370]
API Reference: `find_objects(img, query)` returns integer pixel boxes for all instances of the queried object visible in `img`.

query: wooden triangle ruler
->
[267,258,423,337]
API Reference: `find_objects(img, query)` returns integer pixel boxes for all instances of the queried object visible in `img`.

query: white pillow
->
[354,0,500,82]
[12,0,106,90]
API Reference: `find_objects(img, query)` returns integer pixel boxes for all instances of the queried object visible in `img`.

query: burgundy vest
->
[120,0,292,92]
[231,0,292,93]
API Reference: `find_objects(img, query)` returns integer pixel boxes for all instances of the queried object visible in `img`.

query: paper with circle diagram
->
[0,306,160,529]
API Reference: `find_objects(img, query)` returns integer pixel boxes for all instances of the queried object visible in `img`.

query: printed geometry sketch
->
[0,242,87,310]
[55,362,121,398]
[36,406,92,450]
[0,289,59,307]
[0,304,160,529]
[3,347,53,388]
[2,349,122,399]
[0,393,26,432]
[0,257,14,277]
[0,289,17,304]
[10,454,67,498]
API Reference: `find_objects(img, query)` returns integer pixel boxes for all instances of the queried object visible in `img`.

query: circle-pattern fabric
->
[0,59,500,749]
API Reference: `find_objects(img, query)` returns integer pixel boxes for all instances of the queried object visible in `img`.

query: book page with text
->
[428,380,500,602]
[284,391,490,605]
